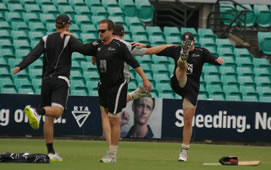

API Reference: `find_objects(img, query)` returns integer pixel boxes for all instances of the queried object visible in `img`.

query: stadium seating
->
[216,38,234,52]
[199,38,217,53]
[163,26,180,37]
[236,4,256,27]
[73,5,90,15]
[0,0,270,100]
[23,13,40,24]
[52,0,69,7]
[198,28,217,42]
[253,4,271,27]
[135,0,154,22]
[107,7,124,17]
[102,0,119,8]
[219,3,237,26]
[85,0,102,8]
[118,0,137,17]
[257,32,271,55]
[91,6,108,18]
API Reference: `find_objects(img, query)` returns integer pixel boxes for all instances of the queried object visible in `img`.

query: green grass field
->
[0,139,270,170]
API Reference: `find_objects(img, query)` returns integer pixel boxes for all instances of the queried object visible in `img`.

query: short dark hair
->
[99,19,114,31]
[133,98,155,110]
[113,24,125,36]
[55,14,71,29]
[182,32,194,41]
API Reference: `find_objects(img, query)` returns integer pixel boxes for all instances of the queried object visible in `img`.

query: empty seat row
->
[220,3,271,27]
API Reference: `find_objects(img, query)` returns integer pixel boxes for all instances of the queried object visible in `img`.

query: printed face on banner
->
[120,98,163,139]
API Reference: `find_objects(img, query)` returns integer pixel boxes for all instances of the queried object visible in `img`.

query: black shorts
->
[170,76,199,106]
[40,76,69,109]
[98,81,128,114]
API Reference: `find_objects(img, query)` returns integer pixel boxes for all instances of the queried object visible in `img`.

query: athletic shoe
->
[24,106,39,130]
[48,153,63,162]
[178,148,189,161]
[100,151,116,163]
[129,86,151,100]
[179,40,192,61]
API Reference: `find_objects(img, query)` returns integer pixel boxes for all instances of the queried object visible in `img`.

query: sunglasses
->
[98,29,107,33]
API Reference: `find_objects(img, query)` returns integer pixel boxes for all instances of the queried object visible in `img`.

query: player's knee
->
[108,112,120,125]
[53,107,64,118]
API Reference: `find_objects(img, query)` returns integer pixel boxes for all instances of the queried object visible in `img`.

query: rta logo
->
[71,106,91,128]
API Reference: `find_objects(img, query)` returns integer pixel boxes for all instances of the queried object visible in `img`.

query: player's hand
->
[91,56,96,65]
[131,42,147,48]
[216,57,224,64]
[143,79,152,93]
[60,31,73,39]
[120,110,130,127]
[13,67,20,75]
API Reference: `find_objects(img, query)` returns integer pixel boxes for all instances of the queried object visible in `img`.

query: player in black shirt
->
[12,14,100,161]
[96,19,152,163]
[156,32,224,161]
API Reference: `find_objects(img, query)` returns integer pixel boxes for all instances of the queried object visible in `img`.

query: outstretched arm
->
[13,40,45,75]
[134,66,152,92]
[145,44,176,55]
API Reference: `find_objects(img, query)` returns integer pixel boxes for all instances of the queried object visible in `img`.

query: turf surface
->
[0,139,270,170]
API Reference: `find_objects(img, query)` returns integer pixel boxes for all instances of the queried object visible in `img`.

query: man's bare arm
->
[145,44,176,55]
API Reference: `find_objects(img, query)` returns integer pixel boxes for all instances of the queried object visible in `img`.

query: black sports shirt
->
[157,46,221,89]
[95,39,140,88]
[18,33,99,78]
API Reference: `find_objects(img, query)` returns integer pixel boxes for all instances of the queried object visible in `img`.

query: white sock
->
[109,145,118,156]
[181,144,190,150]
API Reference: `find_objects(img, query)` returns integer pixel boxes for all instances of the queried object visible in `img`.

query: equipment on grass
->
[0,152,50,163]
[203,156,260,166]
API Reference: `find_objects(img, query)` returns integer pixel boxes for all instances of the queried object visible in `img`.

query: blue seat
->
[148,35,166,46]
[132,35,149,45]
[254,4,271,27]
[102,0,119,8]
[130,25,146,37]
[216,38,234,52]
[91,6,108,18]
[108,16,125,25]
[163,26,181,37]
[74,14,92,25]
[219,3,237,26]
[52,0,69,6]
[135,0,154,22]
[7,3,25,13]
[125,16,143,27]
[119,0,137,17]
[257,32,271,55]
[5,12,23,22]
[198,28,216,42]
[58,5,76,19]
[24,4,41,13]
[199,38,217,53]
[91,16,105,27]
[73,5,90,15]
[41,4,59,17]
[68,0,86,7]
[146,26,163,36]
[107,7,124,17]
[22,13,40,24]
[237,4,256,27]
[40,13,56,24]
[85,0,102,7]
